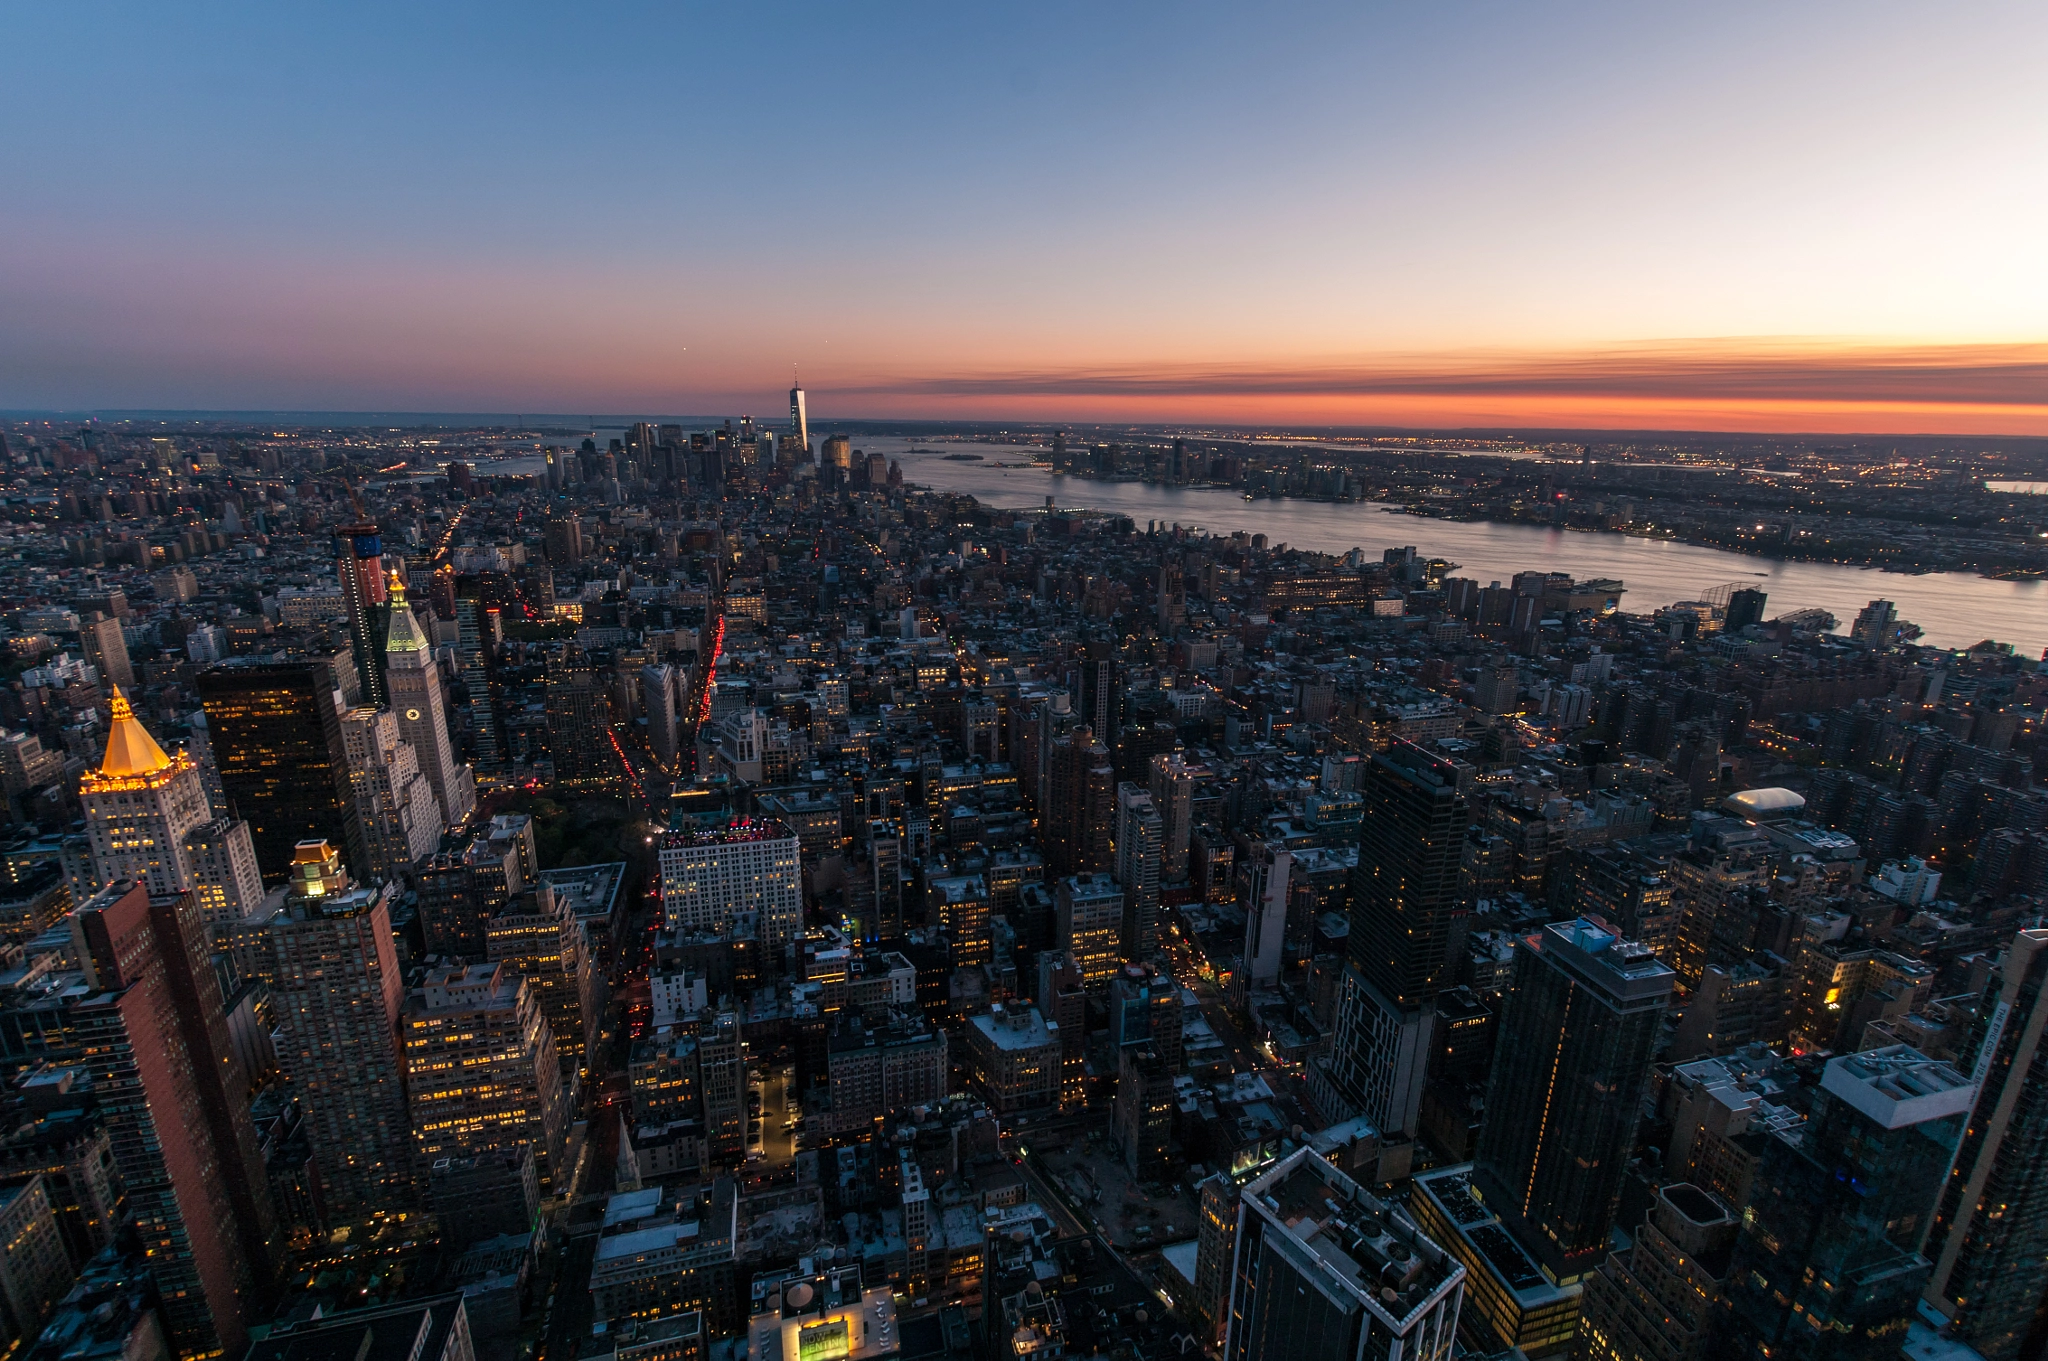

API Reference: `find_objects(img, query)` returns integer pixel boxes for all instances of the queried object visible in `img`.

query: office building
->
[453,593,501,774]
[198,658,369,882]
[788,381,808,456]
[78,613,133,693]
[1224,1147,1465,1361]
[1113,782,1161,961]
[965,1005,1060,1115]
[340,707,444,883]
[418,837,521,960]
[79,688,210,897]
[402,962,571,1190]
[1044,728,1114,876]
[1724,587,1768,632]
[924,873,992,968]
[543,516,583,566]
[0,1175,77,1351]
[1109,962,1184,1070]
[385,574,476,828]
[1238,841,1289,996]
[697,1012,746,1163]
[545,658,618,792]
[333,518,389,708]
[1474,919,1674,1282]
[82,689,267,923]
[658,819,801,952]
[817,1010,948,1136]
[1112,1044,1175,1175]
[1147,752,1195,882]
[73,882,280,1359]
[267,841,414,1224]
[1055,873,1123,987]
[1317,743,1467,1137]
[1924,929,2048,1359]
[485,884,597,1081]
[643,663,682,768]
[1577,1183,1737,1361]
[180,818,266,924]
[1718,1047,1972,1360]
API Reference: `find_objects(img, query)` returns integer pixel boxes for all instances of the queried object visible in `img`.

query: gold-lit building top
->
[81,686,194,792]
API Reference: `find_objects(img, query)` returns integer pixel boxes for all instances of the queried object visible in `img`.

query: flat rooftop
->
[538,860,626,921]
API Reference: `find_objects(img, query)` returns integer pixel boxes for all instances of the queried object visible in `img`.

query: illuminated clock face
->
[404,709,421,721]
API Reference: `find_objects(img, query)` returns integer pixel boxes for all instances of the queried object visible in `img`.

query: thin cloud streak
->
[843,343,2048,409]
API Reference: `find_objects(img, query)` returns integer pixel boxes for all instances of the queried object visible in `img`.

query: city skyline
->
[4,4,2044,434]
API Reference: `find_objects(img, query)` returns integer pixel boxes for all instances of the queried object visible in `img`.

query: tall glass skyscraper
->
[789,379,808,456]
[1717,1046,1972,1360]
[1923,928,2048,1361]
[197,656,369,882]
[1313,741,1467,1137]
[1473,918,1675,1279]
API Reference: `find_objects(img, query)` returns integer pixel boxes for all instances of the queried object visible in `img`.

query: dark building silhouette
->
[545,658,618,792]
[196,657,367,883]
[1315,742,1467,1137]
[1473,917,1674,1280]
[1724,587,1768,633]
[1043,727,1113,877]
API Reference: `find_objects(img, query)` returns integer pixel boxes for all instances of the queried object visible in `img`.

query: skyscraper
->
[1577,1183,1738,1361]
[1044,727,1114,877]
[1079,641,1119,749]
[545,657,618,792]
[1717,1046,1972,1360]
[385,573,476,828]
[1315,742,1467,1137]
[453,591,501,775]
[339,707,443,883]
[1147,751,1195,882]
[1224,1146,1465,1361]
[1923,929,2048,1360]
[486,884,597,1082]
[789,379,808,457]
[73,882,279,1359]
[643,662,681,769]
[1473,918,1674,1282]
[81,687,211,897]
[198,658,369,882]
[78,612,133,693]
[81,687,265,915]
[334,519,389,708]
[1112,782,1161,961]
[402,961,570,1191]
[267,841,414,1225]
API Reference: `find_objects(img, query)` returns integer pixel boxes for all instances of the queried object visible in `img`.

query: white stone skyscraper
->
[383,573,475,828]
[340,707,444,884]
[81,686,265,915]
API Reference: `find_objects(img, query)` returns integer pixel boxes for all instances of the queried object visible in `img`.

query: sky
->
[4,2,2046,434]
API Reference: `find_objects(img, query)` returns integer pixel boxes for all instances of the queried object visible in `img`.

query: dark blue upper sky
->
[4,2,2043,431]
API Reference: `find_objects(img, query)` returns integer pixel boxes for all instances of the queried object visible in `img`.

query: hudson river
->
[452,436,2048,656]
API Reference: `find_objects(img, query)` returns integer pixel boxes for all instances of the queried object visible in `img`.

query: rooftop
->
[1244,1148,1464,1332]
[971,1005,1056,1051]
[1822,1045,1974,1129]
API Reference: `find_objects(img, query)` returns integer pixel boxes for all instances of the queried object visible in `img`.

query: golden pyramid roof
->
[97,686,175,778]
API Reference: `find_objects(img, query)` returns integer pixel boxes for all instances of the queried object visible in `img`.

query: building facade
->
[267,842,414,1225]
